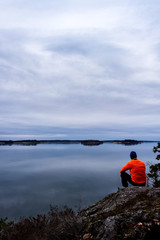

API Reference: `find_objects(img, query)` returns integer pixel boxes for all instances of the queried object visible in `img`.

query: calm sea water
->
[0,142,157,220]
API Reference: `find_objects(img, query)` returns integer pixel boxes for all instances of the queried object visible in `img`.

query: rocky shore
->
[79,186,160,239]
[0,187,159,239]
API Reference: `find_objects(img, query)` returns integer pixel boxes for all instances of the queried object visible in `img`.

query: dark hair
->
[130,151,137,159]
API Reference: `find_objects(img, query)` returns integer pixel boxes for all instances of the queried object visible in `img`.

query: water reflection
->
[0,143,156,220]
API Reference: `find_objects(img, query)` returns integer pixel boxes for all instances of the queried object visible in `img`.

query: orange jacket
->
[120,159,146,183]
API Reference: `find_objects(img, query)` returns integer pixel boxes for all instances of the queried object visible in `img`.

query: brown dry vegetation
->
[0,206,85,240]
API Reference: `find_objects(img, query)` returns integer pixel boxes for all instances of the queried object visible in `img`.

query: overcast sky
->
[0,0,160,140]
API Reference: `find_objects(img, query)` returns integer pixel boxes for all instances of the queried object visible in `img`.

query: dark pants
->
[121,172,146,187]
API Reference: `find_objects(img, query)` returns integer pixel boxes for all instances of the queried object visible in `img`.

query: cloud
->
[0,0,160,139]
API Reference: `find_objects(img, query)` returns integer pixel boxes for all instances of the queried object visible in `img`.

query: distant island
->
[81,140,104,146]
[0,139,157,146]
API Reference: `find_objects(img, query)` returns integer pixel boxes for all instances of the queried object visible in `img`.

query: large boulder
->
[79,187,160,240]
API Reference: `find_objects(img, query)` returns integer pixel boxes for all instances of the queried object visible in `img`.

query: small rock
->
[83,233,93,239]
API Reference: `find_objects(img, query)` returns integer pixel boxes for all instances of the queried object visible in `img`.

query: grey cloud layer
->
[0,0,160,139]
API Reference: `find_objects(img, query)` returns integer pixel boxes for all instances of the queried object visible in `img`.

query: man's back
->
[126,159,146,183]
[120,151,146,187]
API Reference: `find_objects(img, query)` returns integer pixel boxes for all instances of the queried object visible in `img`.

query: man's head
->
[130,151,137,159]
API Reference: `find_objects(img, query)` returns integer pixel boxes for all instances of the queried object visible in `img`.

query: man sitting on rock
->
[120,151,146,187]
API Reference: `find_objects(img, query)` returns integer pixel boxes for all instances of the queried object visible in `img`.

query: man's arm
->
[120,162,130,173]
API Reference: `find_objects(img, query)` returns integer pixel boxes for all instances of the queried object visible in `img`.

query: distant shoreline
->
[0,139,158,146]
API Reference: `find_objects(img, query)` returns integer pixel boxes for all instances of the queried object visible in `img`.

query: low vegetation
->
[147,142,160,187]
[0,206,86,240]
